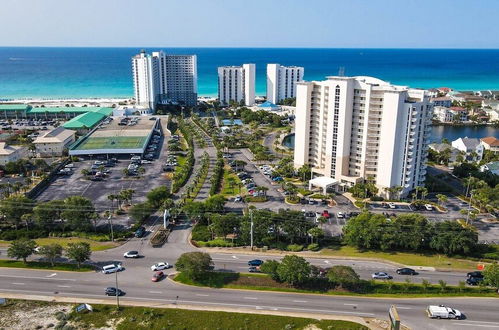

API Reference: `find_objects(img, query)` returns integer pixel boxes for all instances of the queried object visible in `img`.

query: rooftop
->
[63,112,107,129]
[481,136,499,147]
[0,142,23,155]
[34,127,75,144]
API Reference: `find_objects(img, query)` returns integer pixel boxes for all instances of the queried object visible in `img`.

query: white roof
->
[34,127,74,144]
[0,142,22,156]
[309,176,339,187]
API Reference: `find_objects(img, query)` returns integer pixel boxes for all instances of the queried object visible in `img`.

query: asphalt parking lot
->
[36,136,171,213]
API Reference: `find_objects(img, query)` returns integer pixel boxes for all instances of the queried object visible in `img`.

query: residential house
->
[480,161,499,175]
[34,127,76,157]
[431,96,452,108]
[451,137,484,161]
[484,108,499,122]
[433,106,454,122]
[437,87,452,95]
[449,107,468,121]
[481,136,499,153]
[429,143,460,163]
[0,142,27,165]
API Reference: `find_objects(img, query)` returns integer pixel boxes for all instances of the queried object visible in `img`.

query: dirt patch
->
[0,300,69,330]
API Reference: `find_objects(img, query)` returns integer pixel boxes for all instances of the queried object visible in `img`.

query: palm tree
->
[107,194,116,210]
[420,187,428,201]
[226,177,236,194]
[436,194,448,207]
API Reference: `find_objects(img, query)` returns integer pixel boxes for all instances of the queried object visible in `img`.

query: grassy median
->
[0,259,94,272]
[174,272,499,298]
[0,237,118,251]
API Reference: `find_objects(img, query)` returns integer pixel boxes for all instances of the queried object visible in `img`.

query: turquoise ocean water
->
[1,48,499,99]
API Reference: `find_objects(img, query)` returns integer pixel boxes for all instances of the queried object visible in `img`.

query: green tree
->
[129,202,154,223]
[327,265,360,289]
[421,279,431,292]
[307,227,324,244]
[146,186,171,208]
[436,194,448,207]
[65,242,91,268]
[61,196,96,231]
[175,252,213,281]
[210,213,240,240]
[276,255,311,286]
[33,200,65,228]
[0,195,35,229]
[260,260,280,281]
[7,238,37,263]
[38,244,63,266]
[483,262,499,291]
[438,279,447,292]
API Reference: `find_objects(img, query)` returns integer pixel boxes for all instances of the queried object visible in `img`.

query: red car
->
[151,271,164,282]
[322,210,330,218]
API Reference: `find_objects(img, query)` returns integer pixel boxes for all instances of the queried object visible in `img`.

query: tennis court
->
[75,136,147,150]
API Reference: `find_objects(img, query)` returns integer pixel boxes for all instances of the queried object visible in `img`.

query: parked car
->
[371,272,393,280]
[102,264,124,274]
[272,176,283,182]
[308,199,316,205]
[105,287,124,296]
[234,195,243,202]
[396,268,418,275]
[388,202,396,209]
[248,266,261,273]
[123,251,140,258]
[151,271,165,282]
[424,204,433,211]
[321,210,330,218]
[426,305,462,319]
[151,262,170,271]
[337,212,345,218]
[248,259,264,266]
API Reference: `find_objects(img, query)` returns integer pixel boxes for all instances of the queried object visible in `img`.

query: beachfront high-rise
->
[266,64,304,104]
[218,64,255,106]
[293,76,433,198]
[132,50,197,109]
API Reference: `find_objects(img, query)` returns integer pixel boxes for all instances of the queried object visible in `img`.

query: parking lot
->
[36,134,171,216]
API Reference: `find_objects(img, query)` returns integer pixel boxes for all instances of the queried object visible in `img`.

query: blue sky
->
[1,0,498,48]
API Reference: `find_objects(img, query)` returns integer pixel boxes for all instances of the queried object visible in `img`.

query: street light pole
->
[108,213,114,242]
[466,191,474,225]
[250,209,254,250]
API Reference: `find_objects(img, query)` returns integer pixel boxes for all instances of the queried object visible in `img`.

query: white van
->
[426,305,462,319]
[102,264,124,274]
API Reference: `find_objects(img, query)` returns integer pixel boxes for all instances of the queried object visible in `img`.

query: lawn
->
[220,166,242,197]
[174,272,499,298]
[0,259,94,272]
[0,237,118,251]
[70,302,366,330]
[319,246,480,270]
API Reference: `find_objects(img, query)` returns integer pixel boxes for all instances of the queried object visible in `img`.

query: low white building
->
[481,136,499,153]
[112,105,152,117]
[451,137,484,162]
[485,108,499,121]
[0,142,27,165]
[433,106,454,122]
[34,127,76,157]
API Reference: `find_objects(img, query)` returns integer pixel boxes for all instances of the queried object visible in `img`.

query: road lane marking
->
[232,255,239,259]
[343,303,357,306]
[244,297,258,300]
[46,273,57,278]
[148,291,162,294]
[458,324,499,328]
[12,283,25,285]
[395,307,411,310]
[292,300,307,303]
[0,275,76,281]
[196,294,209,297]
[57,285,71,288]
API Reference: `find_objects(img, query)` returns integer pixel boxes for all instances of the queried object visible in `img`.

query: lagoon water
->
[2,48,499,98]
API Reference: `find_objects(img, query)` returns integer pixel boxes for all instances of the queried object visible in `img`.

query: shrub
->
[287,244,304,252]
[307,243,320,251]
[370,196,384,201]
[191,225,211,242]
[285,196,300,204]
[308,193,327,199]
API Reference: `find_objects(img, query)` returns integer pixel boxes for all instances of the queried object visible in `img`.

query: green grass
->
[175,272,499,298]
[0,259,94,272]
[74,136,147,150]
[319,245,479,270]
[67,303,366,330]
[220,166,242,197]
[0,237,118,251]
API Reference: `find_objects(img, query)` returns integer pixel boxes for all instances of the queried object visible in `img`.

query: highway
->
[1,221,498,329]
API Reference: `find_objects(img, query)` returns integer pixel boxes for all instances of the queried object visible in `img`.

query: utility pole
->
[108,213,114,242]
[115,268,120,309]
[250,209,254,250]
[466,191,474,225]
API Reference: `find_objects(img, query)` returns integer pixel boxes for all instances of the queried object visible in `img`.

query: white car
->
[424,204,433,211]
[123,251,140,258]
[337,212,345,218]
[102,263,124,274]
[371,272,393,280]
[151,262,170,271]
[234,195,243,202]
[427,305,462,319]
[388,202,396,209]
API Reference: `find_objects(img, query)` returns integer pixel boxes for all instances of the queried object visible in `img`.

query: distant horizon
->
[2,46,499,50]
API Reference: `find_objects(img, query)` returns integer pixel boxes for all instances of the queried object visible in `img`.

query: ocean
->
[2,47,499,98]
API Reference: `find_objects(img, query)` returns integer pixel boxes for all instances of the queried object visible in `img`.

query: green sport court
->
[74,136,147,150]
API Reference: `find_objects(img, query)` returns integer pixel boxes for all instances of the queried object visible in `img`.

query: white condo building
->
[218,64,255,106]
[132,50,197,109]
[294,76,433,198]
[267,64,304,104]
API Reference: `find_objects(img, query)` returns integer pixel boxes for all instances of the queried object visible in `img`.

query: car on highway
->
[371,272,393,280]
[123,251,140,258]
[466,276,483,286]
[151,271,165,282]
[396,268,418,275]
[102,264,124,274]
[151,262,171,271]
[105,287,124,296]
[248,259,264,266]
[426,305,462,319]
[467,271,483,279]
[248,266,261,273]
